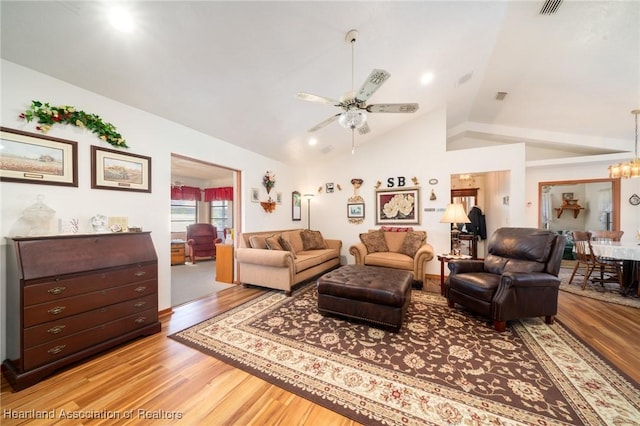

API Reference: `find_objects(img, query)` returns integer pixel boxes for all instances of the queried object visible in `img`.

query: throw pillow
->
[300,230,327,250]
[249,235,268,249]
[279,236,297,259]
[265,233,284,251]
[359,230,389,253]
[380,226,414,232]
[398,231,426,258]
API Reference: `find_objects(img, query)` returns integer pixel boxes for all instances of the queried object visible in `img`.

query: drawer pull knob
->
[47,325,66,334]
[134,301,147,308]
[48,345,66,355]
[48,286,66,295]
[48,306,66,315]
[134,271,146,277]
[134,317,147,324]
[134,286,147,293]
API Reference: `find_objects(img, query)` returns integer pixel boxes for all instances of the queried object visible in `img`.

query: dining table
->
[590,241,640,295]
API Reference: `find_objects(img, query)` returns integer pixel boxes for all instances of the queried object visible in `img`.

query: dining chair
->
[569,231,623,290]
[590,230,624,242]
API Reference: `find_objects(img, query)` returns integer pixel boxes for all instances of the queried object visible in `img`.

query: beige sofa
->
[236,229,342,295]
[349,228,435,284]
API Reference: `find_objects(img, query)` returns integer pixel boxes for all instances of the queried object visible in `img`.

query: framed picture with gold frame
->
[0,127,78,187]
[91,146,151,192]
[375,187,420,225]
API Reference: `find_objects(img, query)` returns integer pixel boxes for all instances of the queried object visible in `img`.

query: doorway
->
[170,154,241,307]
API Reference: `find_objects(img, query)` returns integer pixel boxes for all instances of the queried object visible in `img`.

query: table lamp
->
[440,203,471,255]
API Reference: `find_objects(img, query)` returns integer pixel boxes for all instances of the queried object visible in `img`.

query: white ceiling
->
[2,1,639,171]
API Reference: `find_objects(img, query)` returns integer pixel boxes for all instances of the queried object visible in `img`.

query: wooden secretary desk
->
[2,232,161,390]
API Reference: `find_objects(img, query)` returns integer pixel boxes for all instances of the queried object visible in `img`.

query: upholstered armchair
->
[445,227,566,332]
[186,224,222,263]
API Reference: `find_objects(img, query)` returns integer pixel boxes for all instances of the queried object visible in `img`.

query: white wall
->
[301,107,528,274]
[0,60,303,360]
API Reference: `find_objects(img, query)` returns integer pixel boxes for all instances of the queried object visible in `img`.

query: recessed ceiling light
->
[308,138,318,146]
[108,7,134,33]
[420,72,434,86]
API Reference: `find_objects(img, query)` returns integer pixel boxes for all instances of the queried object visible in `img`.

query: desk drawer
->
[23,294,157,348]
[24,280,157,327]
[23,308,158,371]
[24,264,157,306]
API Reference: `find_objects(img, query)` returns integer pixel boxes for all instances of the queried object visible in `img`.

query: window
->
[211,200,232,237]
[171,200,196,232]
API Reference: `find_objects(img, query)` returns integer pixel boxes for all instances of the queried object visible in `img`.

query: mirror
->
[451,188,478,215]
[538,178,620,232]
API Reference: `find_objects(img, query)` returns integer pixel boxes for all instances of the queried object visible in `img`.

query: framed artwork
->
[347,202,365,219]
[276,192,282,204]
[562,192,574,201]
[326,182,335,193]
[251,188,260,202]
[91,146,151,192]
[292,191,301,221]
[0,127,78,187]
[375,187,420,225]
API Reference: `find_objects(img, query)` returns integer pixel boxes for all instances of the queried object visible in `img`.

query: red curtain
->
[171,185,202,201]
[204,186,233,202]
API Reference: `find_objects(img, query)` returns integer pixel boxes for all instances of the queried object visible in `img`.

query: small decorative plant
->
[20,100,128,148]
[263,171,276,194]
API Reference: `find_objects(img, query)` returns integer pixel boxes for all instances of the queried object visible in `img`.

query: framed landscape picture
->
[91,146,151,192]
[347,202,365,219]
[0,127,78,187]
[375,187,420,225]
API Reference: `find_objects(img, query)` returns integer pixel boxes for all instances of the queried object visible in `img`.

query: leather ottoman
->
[317,265,412,332]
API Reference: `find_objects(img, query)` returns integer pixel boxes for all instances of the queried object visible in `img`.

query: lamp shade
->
[440,203,471,224]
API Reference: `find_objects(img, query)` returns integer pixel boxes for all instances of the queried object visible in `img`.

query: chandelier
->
[608,109,640,179]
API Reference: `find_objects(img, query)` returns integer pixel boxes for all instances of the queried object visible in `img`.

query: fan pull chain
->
[351,129,355,154]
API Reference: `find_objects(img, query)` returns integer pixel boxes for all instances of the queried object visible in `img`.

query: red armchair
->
[186,224,222,263]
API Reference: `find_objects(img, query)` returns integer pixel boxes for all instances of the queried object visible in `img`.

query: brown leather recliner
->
[445,227,566,332]
[186,224,222,263]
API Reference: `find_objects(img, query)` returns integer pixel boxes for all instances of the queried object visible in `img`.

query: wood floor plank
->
[1,284,638,426]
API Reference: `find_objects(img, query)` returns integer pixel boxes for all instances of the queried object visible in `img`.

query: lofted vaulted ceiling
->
[1,1,638,165]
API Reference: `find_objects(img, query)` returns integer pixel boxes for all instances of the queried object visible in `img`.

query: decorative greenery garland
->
[20,100,128,148]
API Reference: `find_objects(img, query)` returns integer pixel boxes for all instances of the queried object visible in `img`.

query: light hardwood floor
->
[2,285,638,425]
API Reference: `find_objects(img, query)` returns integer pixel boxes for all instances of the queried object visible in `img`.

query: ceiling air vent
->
[539,0,562,15]
[495,92,508,101]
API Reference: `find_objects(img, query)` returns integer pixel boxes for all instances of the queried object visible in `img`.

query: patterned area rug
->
[170,285,639,425]
[558,267,640,309]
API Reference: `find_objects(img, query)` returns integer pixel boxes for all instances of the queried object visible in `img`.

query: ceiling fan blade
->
[356,69,391,102]
[358,122,370,135]
[366,103,419,113]
[308,114,340,132]
[296,92,339,106]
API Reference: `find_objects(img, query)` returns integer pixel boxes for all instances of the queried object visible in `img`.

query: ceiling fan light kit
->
[297,29,419,152]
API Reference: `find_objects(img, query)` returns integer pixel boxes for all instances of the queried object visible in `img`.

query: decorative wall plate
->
[629,193,640,206]
[428,178,438,185]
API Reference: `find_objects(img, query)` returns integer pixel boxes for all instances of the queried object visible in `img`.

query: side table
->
[215,244,234,283]
[437,253,472,296]
[171,240,186,265]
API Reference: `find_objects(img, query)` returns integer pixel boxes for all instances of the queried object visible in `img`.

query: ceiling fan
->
[296,29,419,152]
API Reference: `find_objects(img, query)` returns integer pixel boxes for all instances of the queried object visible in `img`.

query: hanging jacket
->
[466,206,487,240]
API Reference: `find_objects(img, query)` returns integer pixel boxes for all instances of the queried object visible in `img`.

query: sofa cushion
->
[265,233,284,250]
[360,230,389,253]
[365,252,413,271]
[398,231,426,258]
[249,235,268,249]
[301,230,327,250]
[279,236,297,259]
[295,249,338,272]
[284,230,304,253]
[382,231,406,253]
